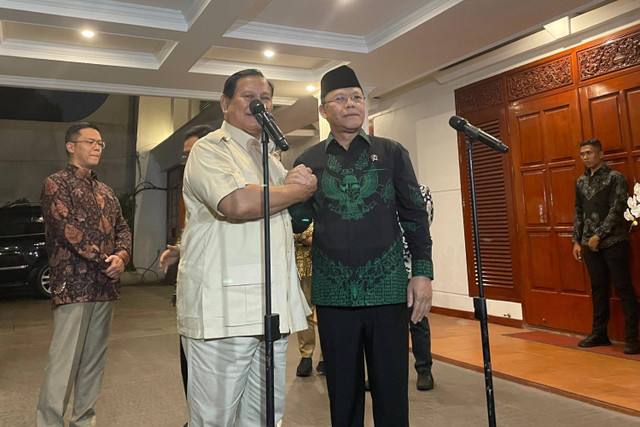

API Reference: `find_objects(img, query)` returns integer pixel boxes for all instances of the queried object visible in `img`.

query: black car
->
[0,203,51,298]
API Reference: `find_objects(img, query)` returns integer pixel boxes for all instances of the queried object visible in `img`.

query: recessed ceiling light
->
[81,30,95,38]
[264,50,275,58]
[306,85,315,92]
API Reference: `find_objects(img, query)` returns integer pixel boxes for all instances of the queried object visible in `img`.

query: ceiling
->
[2,0,634,108]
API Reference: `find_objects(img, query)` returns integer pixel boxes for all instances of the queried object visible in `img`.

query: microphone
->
[449,115,508,153]
[249,99,289,151]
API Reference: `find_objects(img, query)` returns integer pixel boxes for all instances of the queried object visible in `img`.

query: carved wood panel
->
[507,55,573,101]
[578,31,640,81]
[456,78,503,115]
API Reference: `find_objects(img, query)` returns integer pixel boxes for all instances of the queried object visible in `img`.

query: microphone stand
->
[466,136,497,427]
[261,128,281,427]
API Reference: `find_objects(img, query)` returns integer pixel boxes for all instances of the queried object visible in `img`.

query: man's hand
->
[407,276,433,323]
[587,234,600,252]
[284,164,317,202]
[572,242,583,262]
[284,164,314,186]
[218,165,317,220]
[159,245,181,273]
[102,254,125,280]
[300,174,317,199]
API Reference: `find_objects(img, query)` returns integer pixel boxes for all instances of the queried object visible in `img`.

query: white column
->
[133,96,198,279]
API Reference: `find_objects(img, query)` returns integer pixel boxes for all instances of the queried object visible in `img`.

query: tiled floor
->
[428,315,640,416]
[1,284,638,426]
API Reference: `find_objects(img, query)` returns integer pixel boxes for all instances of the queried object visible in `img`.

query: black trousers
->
[583,240,639,341]
[409,312,432,374]
[316,304,409,427]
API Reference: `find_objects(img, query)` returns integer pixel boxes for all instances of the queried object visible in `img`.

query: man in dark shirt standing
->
[37,122,132,426]
[572,138,639,355]
[290,65,433,426]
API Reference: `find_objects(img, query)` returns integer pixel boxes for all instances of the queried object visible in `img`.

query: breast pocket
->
[222,263,264,326]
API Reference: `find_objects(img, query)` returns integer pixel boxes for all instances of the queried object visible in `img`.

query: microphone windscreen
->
[448,115,467,131]
[249,99,266,114]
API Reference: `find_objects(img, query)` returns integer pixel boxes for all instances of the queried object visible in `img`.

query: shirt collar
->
[221,121,277,154]
[66,163,97,181]
[324,128,370,151]
[583,164,610,177]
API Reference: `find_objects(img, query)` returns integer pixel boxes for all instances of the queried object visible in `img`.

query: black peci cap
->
[320,65,362,100]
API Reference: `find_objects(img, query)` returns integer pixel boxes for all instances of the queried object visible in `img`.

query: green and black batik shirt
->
[290,130,433,307]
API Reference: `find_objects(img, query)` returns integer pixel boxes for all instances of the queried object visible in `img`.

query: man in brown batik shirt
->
[37,122,131,427]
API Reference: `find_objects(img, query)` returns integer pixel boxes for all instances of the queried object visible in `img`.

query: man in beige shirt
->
[176,69,316,426]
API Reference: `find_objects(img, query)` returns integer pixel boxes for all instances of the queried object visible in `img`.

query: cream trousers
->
[182,334,289,427]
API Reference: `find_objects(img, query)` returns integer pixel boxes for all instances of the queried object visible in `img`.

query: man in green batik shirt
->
[290,65,433,427]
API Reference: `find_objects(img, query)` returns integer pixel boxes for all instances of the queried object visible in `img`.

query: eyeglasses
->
[71,139,106,149]
[324,94,366,105]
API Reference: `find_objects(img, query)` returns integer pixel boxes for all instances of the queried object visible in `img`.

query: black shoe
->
[578,334,611,348]
[417,372,434,391]
[364,379,370,391]
[316,361,326,375]
[624,339,640,354]
[296,357,312,377]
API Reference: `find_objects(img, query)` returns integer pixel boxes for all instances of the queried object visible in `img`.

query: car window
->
[0,207,45,237]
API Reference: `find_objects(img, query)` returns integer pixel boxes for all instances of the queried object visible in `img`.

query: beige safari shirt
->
[176,121,310,340]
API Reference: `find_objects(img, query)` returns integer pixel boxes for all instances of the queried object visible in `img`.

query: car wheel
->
[31,262,51,298]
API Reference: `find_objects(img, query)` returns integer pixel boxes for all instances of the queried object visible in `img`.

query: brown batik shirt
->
[41,164,132,309]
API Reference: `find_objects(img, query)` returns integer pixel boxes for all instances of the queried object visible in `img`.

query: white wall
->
[133,96,194,277]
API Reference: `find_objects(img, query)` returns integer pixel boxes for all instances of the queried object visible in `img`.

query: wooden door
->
[164,165,185,285]
[579,70,640,339]
[166,165,185,245]
[509,90,592,333]
[455,25,640,339]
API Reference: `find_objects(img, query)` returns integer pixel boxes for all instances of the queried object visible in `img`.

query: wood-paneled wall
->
[455,24,640,339]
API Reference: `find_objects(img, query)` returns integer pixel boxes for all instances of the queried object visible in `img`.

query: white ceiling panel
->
[0,0,633,108]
